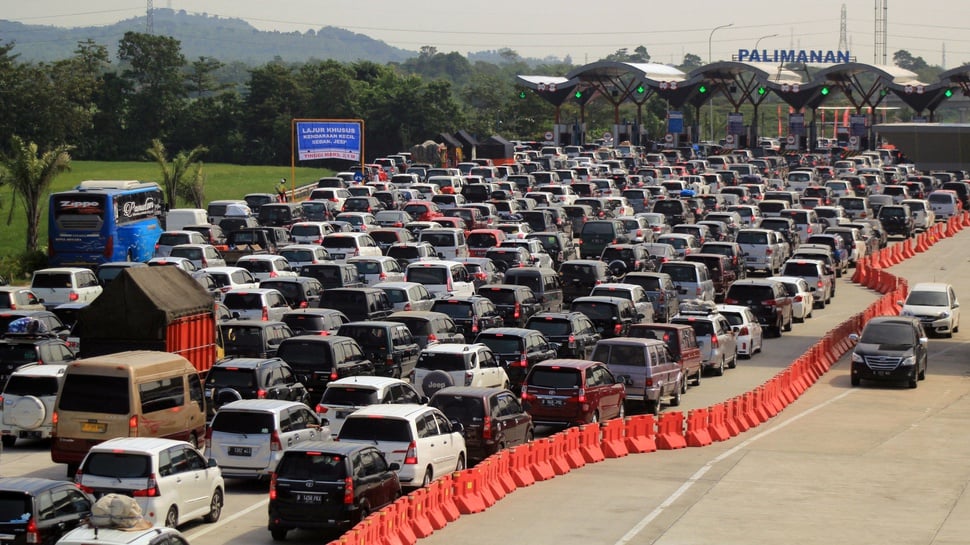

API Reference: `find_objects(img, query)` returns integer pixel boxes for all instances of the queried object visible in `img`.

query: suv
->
[683,253,737,302]
[876,203,915,239]
[579,220,630,259]
[526,231,578,268]
[658,261,715,302]
[473,328,559,391]
[275,335,375,403]
[476,285,543,328]
[258,277,324,309]
[0,477,93,545]
[411,343,509,397]
[0,328,76,386]
[627,323,703,387]
[203,357,309,418]
[559,260,615,302]
[337,404,466,489]
[336,321,421,378]
[222,289,290,322]
[899,282,961,337]
[30,268,102,309]
[591,338,682,416]
[430,295,505,339]
[622,272,680,323]
[428,387,534,463]
[268,442,402,538]
[205,399,326,480]
[671,303,738,376]
[521,359,626,426]
[524,312,601,360]
[0,363,67,447]
[849,316,928,388]
[386,311,465,348]
[600,244,653,277]
[299,263,363,290]
[316,287,393,322]
[317,376,425,437]
[723,279,794,337]
[780,259,834,308]
[570,296,640,339]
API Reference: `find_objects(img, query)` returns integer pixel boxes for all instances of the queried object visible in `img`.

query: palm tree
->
[145,139,208,208]
[0,136,74,252]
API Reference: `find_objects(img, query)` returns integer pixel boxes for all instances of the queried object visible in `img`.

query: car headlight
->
[938,311,950,319]
[851,352,863,363]
[901,356,916,366]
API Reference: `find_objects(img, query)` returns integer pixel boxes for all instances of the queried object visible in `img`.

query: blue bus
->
[48,180,165,267]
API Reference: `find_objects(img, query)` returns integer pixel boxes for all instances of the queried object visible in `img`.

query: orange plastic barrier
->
[726,396,746,434]
[753,387,772,421]
[656,411,687,449]
[708,402,732,441]
[490,450,517,495]
[529,439,556,481]
[562,426,588,468]
[391,496,418,545]
[407,488,435,537]
[378,506,406,545]
[685,408,713,447]
[423,479,448,531]
[601,418,630,458]
[546,432,572,475]
[508,445,535,488]
[742,392,764,426]
[579,423,606,463]
[850,255,868,283]
[451,469,486,515]
[477,457,506,504]
[623,414,658,453]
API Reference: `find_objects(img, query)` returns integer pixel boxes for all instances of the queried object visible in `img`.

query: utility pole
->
[146,0,154,34]
[874,0,887,64]
[839,4,848,53]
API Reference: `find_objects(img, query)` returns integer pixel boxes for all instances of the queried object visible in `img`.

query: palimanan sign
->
[736,49,851,63]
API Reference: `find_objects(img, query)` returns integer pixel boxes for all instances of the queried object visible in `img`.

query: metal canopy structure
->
[563,61,688,126]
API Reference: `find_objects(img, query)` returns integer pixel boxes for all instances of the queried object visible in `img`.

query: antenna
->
[942,42,947,69]
[874,0,888,64]
[839,4,848,52]
[146,0,154,34]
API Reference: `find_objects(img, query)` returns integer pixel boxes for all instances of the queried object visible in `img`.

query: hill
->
[0,8,415,65]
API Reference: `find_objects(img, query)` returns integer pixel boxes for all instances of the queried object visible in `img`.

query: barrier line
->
[183,498,268,540]
[613,388,857,545]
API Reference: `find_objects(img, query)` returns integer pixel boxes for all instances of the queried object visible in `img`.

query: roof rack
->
[678,299,718,315]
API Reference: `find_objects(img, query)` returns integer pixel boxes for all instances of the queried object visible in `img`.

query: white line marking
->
[184,497,268,540]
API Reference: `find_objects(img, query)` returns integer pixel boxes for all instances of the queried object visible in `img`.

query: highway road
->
[2,230,968,545]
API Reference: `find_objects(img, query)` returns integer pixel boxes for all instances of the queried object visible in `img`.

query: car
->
[849,316,928,388]
[559,260,616,303]
[0,363,68,447]
[201,266,260,298]
[268,442,402,538]
[222,288,291,322]
[219,320,293,359]
[404,260,475,298]
[146,256,198,273]
[374,210,414,228]
[715,304,765,359]
[429,295,505,340]
[277,244,332,269]
[298,263,364,291]
[473,327,559,392]
[475,284,543,328]
[154,230,207,257]
[524,312,601,360]
[658,261,716,303]
[373,281,437,312]
[205,399,327,480]
[317,376,426,437]
[899,282,961,337]
[621,272,680,323]
[386,311,465,348]
[76,437,224,528]
[723,278,794,338]
[411,343,509,397]
[590,337,683,416]
[876,203,915,239]
[683,253,738,303]
[768,275,815,322]
[94,261,149,286]
[347,256,406,286]
[589,283,655,323]
[280,308,349,335]
[0,318,77,385]
[570,295,641,339]
[168,243,227,269]
[671,302,739,377]
[627,322,704,387]
[428,386,534,463]
[30,267,102,309]
[315,287,394,322]
[600,244,654,277]
[0,477,93,544]
[386,242,439,268]
[453,257,504,289]
[259,277,324,309]
[521,359,626,426]
[334,211,378,233]
[321,232,383,261]
[337,404,467,488]
[203,357,309,419]
[235,255,298,282]
[275,335,375,403]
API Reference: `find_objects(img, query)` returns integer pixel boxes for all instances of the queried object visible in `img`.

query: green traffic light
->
[574,90,584,99]
[636,85,645,94]
[821,87,830,96]
[698,85,708,94]
[757,87,767,96]
[518,90,527,99]
[945,88,954,98]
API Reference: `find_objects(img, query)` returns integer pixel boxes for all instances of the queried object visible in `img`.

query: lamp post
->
[754,33,779,54]
[708,23,733,142]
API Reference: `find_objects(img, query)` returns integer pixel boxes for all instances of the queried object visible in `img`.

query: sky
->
[4,0,970,67]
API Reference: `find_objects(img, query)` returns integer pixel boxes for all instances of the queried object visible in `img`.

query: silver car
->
[373,281,437,312]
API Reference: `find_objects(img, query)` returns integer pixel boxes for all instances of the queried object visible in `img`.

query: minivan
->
[627,323,703,387]
[405,261,475,298]
[418,228,469,260]
[501,267,564,313]
[316,287,393,322]
[257,203,305,229]
[590,337,682,416]
[658,261,715,302]
[51,351,206,474]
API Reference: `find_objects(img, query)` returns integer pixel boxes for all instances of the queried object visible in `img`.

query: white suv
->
[321,232,383,262]
[30,267,102,308]
[411,343,509,397]
[405,260,475,298]
[900,282,961,337]
[204,399,328,479]
[222,288,291,321]
[76,437,225,528]
[0,363,67,447]
[337,404,466,488]
[235,255,298,282]
[318,376,425,437]
[57,524,190,545]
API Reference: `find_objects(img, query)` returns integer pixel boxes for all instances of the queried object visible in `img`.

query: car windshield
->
[560,264,598,280]
[735,231,768,244]
[81,452,151,478]
[279,250,314,263]
[860,323,917,345]
[2,375,59,396]
[675,319,715,336]
[421,233,457,247]
[0,344,39,365]
[276,452,347,481]
[582,223,615,235]
[211,411,276,434]
[222,293,264,310]
[320,386,379,407]
[727,285,773,301]
[467,233,499,247]
[417,352,466,372]
[339,417,412,442]
[323,237,358,249]
[528,368,580,389]
[431,301,474,319]
[906,291,948,306]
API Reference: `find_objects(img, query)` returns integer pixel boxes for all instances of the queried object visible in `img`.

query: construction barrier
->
[579,423,606,463]
[685,408,713,447]
[601,418,629,458]
[451,469,486,516]
[490,450,517,496]
[562,426,588,469]
[547,432,572,475]
[708,402,732,441]
[529,439,556,481]
[508,445,536,488]
[623,414,658,453]
[656,411,687,450]
[407,488,436,537]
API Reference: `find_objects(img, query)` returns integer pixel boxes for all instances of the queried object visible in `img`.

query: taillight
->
[205,426,212,448]
[257,389,266,399]
[330,370,338,381]
[270,431,282,451]
[446,275,453,292]
[427,333,438,344]
[513,303,521,319]
[817,280,824,289]
[576,388,587,404]
[26,518,38,544]
[710,333,719,348]
[269,271,279,278]
[403,441,418,465]
[261,306,269,321]
[482,415,493,440]
[614,323,622,335]
[404,302,411,311]
[269,473,278,500]
[132,474,159,497]
[568,334,576,348]
[739,326,749,336]
[724,298,738,304]
[516,353,528,367]
[343,476,355,504]
[471,315,479,333]
[464,371,474,386]
[764,299,777,306]
[129,415,138,436]
[69,291,79,302]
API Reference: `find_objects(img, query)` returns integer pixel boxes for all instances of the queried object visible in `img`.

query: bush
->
[0,251,48,284]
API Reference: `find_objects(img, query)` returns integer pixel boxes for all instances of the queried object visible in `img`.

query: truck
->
[77,266,218,375]
[222,227,290,265]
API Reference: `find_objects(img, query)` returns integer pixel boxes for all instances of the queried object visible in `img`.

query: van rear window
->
[31,273,72,289]
[528,368,580,389]
[3,375,59,396]
[339,417,411,442]
[0,493,31,523]
[211,411,275,434]
[59,374,129,414]
[276,451,346,481]
[81,452,151,478]
[430,395,484,423]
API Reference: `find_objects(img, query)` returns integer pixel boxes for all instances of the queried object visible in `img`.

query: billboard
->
[296,121,362,161]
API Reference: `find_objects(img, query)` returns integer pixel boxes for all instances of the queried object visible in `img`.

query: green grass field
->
[0,161,332,273]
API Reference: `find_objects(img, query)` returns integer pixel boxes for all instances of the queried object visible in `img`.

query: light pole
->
[708,23,733,142]
[754,33,778,54]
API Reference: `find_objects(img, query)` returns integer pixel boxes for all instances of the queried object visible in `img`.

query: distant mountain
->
[0,8,416,64]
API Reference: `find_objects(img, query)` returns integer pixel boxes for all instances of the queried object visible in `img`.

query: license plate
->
[81,422,107,433]
[296,493,323,504]
[746,256,757,262]
[876,371,891,376]
[228,446,252,456]
[332,254,344,260]
[541,398,565,407]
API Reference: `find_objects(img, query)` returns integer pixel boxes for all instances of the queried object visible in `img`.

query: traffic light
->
[820,86,830,96]
[518,90,527,99]
[574,90,584,99]
[698,85,708,94]
[757,87,767,96]
[636,85,645,95]
[945,88,954,98]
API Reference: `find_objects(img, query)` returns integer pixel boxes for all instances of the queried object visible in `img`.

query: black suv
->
[299,263,364,290]
[476,285,543,328]
[269,442,401,538]
[849,316,928,388]
[876,204,915,239]
[723,279,794,337]
[316,287,393,322]
[220,320,294,358]
[204,357,309,418]
[336,321,421,379]
[524,312,601,359]
[280,308,349,335]
[526,231,577,269]
[484,247,535,272]
[623,272,681,323]
[0,331,77,386]
[275,335,376,403]
[600,244,654,276]
[473,327,559,390]
[430,296,505,339]
[570,296,640,339]
[428,386,534,463]
[0,477,93,545]
[259,277,324,309]
[559,260,616,303]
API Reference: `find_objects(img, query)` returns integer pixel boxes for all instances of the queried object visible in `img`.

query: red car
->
[521,359,626,426]
[402,200,443,222]
[467,229,508,258]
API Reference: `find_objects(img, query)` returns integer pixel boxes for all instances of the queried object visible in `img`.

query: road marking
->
[613,388,856,545]
[184,497,268,540]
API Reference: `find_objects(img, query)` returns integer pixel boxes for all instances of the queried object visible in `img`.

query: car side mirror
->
[207,457,219,468]
[848,333,860,342]
[450,420,465,433]
[919,336,929,345]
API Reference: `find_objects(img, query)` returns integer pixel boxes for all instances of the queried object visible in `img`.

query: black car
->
[559,260,616,303]
[316,287,393,322]
[299,263,364,290]
[524,311,601,359]
[275,335,376,403]
[570,296,640,339]
[600,244,654,277]
[280,309,349,335]
[204,357,309,418]
[622,272,681,323]
[336,321,422,379]
[876,204,915,239]
[526,232,578,269]
[219,320,294,359]
[454,257,504,289]
[0,333,77,386]
[0,311,70,341]
[430,296,505,339]
[476,285,543,328]
[0,477,93,545]
[758,217,801,250]
[268,442,401,538]
[723,279,794,338]
[259,277,324,309]
[473,327,559,390]
[849,316,928,388]
[428,386,534,463]
[700,241,748,281]
[484,247,535,273]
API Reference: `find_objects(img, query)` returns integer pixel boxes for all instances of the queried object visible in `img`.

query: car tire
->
[919,360,927,380]
[203,488,223,523]
[784,315,793,332]
[1,436,14,448]
[714,357,725,377]
[671,381,683,407]
[590,410,600,424]
[422,468,433,487]
[421,371,454,397]
[680,374,688,395]
[728,351,738,369]
[909,374,918,389]
[456,454,465,472]
[164,506,178,528]
[645,400,659,417]
[271,528,288,541]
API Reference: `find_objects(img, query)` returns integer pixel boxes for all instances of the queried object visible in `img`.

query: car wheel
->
[590,410,600,424]
[908,374,918,389]
[728,351,738,369]
[919,360,927,380]
[526,428,535,442]
[671,381,683,407]
[203,488,223,523]
[270,528,288,541]
[357,502,370,523]
[164,506,178,529]
[784,315,793,332]
[680,374,688,395]
[422,468,433,487]
[617,402,625,420]
[456,454,466,472]
[1,436,15,448]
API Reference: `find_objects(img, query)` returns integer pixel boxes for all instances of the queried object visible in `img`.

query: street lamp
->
[754,33,779,53]
[708,23,733,142]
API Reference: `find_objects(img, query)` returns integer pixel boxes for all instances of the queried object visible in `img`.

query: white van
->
[405,260,475,297]
[165,208,208,232]
[418,228,469,260]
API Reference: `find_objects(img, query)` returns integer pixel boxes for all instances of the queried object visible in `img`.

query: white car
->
[30,267,103,309]
[405,260,475,298]
[373,281,437,312]
[900,282,961,337]
[168,243,226,269]
[337,404,466,488]
[321,232,383,262]
[769,276,815,322]
[221,288,290,321]
[411,343,509,397]
[288,221,333,244]
[277,244,332,269]
[317,376,425,437]
[200,266,259,298]
[235,254,298,281]
[204,399,328,479]
[57,523,190,545]
[1,363,67,446]
[146,257,198,273]
[716,304,764,359]
[76,437,225,528]
[347,255,406,286]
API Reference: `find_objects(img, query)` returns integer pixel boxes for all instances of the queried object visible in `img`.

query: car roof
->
[326,376,408,389]
[595,337,664,347]
[0,477,74,494]
[421,342,488,354]
[212,357,282,369]
[431,386,509,398]
[217,398,309,412]
[285,440,373,456]
[531,359,597,370]
[909,282,950,292]
[345,403,432,419]
[91,437,191,454]
[476,327,537,337]
[9,363,68,377]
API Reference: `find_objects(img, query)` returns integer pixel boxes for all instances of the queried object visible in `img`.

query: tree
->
[185,56,227,98]
[893,49,928,72]
[632,46,651,63]
[145,139,208,208]
[0,136,73,252]
[680,53,703,71]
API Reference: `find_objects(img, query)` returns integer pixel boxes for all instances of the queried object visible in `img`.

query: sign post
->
[291,118,365,190]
